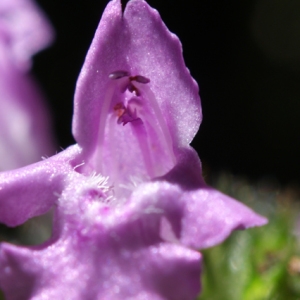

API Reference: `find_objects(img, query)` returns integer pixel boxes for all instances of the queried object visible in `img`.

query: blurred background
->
[33,0,300,185]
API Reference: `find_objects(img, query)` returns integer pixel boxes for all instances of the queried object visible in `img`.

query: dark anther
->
[109,70,130,80]
[130,75,150,84]
[128,83,140,96]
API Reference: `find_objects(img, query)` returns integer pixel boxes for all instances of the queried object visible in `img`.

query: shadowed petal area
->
[0,145,80,226]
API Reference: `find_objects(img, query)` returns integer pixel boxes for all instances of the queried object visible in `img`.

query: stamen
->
[114,102,140,125]
[113,103,126,118]
[109,70,150,96]
[109,70,130,80]
[130,75,150,84]
[128,83,141,96]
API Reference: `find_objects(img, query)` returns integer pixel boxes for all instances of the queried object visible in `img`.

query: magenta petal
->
[73,0,201,156]
[180,187,267,249]
[125,176,266,250]
[0,145,80,226]
[153,148,268,248]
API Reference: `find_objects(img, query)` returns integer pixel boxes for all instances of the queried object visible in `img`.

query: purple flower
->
[0,0,267,299]
[0,0,55,170]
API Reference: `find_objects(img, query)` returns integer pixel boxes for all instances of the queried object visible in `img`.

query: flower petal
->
[166,148,267,247]
[73,0,201,159]
[128,180,267,250]
[0,145,80,226]
[180,186,268,249]
[124,0,201,146]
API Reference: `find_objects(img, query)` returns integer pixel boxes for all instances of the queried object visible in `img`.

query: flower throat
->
[87,69,176,195]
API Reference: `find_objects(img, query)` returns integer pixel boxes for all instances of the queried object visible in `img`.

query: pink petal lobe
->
[180,187,268,249]
[0,145,80,226]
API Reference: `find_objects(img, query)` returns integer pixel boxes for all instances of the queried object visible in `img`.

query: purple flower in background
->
[0,0,267,299]
[0,0,55,170]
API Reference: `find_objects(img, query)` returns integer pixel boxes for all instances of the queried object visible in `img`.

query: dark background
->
[33,0,300,185]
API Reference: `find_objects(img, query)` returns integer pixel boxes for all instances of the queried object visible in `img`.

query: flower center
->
[109,71,151,125]
[89,70,176,198]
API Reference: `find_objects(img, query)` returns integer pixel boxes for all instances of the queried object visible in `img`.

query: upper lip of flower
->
[72,0,202,161]
[69,0,204,192]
